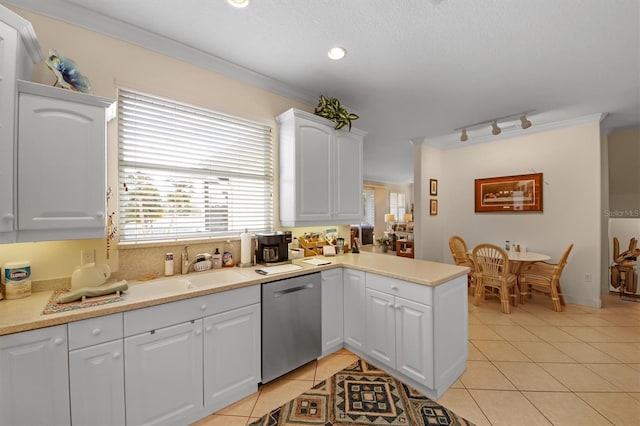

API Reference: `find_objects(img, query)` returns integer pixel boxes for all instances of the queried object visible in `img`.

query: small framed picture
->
[430,179,438,196]
[430,199,438,216]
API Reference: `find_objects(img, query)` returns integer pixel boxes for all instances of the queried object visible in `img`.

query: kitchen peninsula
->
[0,252,469,426]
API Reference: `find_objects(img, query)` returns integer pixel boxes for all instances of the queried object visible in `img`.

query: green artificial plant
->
[314,95,359,130]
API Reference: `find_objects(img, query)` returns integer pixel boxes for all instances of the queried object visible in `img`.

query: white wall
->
[415,118,604,308]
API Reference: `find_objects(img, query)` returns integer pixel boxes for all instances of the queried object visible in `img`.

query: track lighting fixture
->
[454,110,535,142]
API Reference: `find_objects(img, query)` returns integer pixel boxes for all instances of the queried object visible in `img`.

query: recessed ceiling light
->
[227,0,249,8]
[328,46,347,60]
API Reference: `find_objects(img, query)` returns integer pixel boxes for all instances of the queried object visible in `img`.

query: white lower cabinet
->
[0,325,70,426]
[343,268,366,351]
[395,297,433,385]
[366,287,434,385]
[68,312,125,426]
[69,340,125,426]
[365,288,397,368]
[204,304,260,412]
[366,287,434,387]
[361,272,467,399]
[122,285,261,425]
[125,319,204,425]
[321,268,344,355]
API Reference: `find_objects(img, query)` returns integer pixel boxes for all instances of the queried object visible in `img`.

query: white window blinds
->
[363,189,375,226]
[390,192,406,221]
[118,90,273,242]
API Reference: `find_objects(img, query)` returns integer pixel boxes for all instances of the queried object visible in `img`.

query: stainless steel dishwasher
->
[261,272,321,383]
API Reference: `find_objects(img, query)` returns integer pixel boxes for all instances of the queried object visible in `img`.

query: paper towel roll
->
[240,230,253,265]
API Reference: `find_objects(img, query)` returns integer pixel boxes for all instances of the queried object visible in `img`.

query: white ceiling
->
[6,0,639,183]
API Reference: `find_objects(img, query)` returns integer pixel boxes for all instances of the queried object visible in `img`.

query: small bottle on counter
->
[505,241,510,251]
[223,240,234,267]
[212,248,222,269]
[164,253,174,276]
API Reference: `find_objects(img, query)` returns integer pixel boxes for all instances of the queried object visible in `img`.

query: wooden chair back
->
[472,243,510,283]
[449,235,470,266]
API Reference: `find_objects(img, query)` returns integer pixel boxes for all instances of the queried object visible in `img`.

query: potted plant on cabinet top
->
[314,95,359,130]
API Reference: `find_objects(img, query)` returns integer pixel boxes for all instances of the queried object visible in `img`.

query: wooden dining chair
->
[449,235,478,295]
[519,244,573,312]
[471,243,518,314]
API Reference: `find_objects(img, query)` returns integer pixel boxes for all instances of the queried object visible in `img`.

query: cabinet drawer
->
[68,313,123,350]
[365,273,432,306]
[124,285,259,337]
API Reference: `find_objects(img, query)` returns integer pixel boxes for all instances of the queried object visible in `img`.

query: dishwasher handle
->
[273,283,314,297]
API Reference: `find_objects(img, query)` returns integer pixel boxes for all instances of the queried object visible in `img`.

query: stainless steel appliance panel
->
[261,273,321,383]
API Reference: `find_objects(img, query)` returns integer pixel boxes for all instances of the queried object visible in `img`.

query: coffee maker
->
[256,231,292,264]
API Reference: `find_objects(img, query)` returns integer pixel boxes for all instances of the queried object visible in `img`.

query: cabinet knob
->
[390,285,399,291]
[113,352,121,359]
[2,213,14,221]
[205,325,213,333]
[200,304,207,311]
[53,337,64,346]
[95,212,104,219]
[92,328,101,336]
[195,329,202,336]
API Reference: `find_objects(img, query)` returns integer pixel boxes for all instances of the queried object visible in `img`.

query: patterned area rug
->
[249,359,474,426]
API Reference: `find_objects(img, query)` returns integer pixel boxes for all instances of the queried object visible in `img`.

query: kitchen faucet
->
[181,246,190,275]
[182,246,213,274]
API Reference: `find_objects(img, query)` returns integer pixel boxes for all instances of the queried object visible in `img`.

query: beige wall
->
[608,127,640,214]
[415,119,604,308]
[0,6,311,282]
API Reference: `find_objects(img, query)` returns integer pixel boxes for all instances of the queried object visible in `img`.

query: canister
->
[3,261,32,300]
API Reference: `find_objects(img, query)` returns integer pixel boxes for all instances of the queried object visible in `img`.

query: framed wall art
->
[474,173,543,213]
[430,199,438,216]
[429,179,438,196]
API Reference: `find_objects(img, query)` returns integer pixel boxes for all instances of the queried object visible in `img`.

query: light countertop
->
[0,252,468,336]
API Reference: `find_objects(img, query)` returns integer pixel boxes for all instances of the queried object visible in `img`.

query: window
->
[363,189,375,225]
[118,90,273,243]
[389,191,406,221]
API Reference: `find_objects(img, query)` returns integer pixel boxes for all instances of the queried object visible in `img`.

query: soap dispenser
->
[212,248,222,269]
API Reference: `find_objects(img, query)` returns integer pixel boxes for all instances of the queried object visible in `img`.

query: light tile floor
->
[194,292,640,426]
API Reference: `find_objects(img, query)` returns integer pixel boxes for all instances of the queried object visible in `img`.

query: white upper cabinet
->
[0,6,42,243]
[277,108,365,226]
[13,81,114,242]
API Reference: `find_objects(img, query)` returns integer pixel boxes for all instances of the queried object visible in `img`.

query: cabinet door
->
[395,297,433,386]
[0,325,70,426]
[333,130,363,221]
[203,304,260,412]
[0,23,17,239]
[365,288,396,369]
[125,320,203,426]
[321,268,344,355]
[295,117,333,222]
[343,268,366,351]
[17,92,106,237]
[69,339,125,426]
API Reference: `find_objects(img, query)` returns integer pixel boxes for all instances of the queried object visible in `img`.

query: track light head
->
[491,121,501,135]
[460,129,468,142]
[520,115,532,129]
